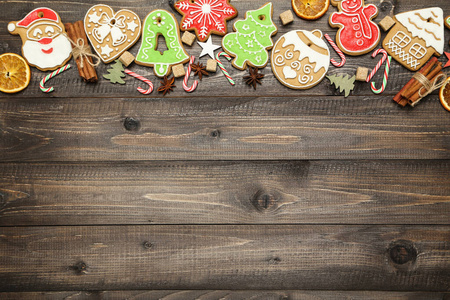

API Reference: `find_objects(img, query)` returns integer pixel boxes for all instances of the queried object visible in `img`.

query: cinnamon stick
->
[64,21,98,82]
[402,62,442,100]
[64,23,86,80]
[393,57,437,103]
[409,69,444,104]
[74,20,97,82]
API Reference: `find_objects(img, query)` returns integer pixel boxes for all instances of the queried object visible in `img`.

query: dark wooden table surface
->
[1,0,449,299]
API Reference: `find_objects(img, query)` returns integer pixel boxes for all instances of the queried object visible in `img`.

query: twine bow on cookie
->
[411,72,448,106]
[64,33,100,68]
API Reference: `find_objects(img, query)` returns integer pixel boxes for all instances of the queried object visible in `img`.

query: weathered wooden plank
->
[0,290,448,300]
[0,161,449,225]
[2,0,439,99]
[1,96,449,161]
[0,225,449,291]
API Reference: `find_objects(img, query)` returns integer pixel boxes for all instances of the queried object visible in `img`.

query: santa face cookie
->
[175,0,238,42]
[135,9,190,77]
[8,7,72,71]
[329,0,380,56]
[222,2,278,70]
[271,29,330,90]
[84,5,141,64]
[383,7,444,71]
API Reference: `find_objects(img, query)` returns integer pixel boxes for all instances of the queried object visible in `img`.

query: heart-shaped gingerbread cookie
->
[84,5,141,63]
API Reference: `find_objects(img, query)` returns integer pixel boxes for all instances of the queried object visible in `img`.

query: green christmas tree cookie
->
[327,74,355,98]
[135,9,189,77]
[103,60,126,84]
[222,3,277,70]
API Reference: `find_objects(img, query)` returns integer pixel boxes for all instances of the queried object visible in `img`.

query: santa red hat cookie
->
[383,7,444,71]
[8,7,72,71]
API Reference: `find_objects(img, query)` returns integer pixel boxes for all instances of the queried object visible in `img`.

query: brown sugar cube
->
[356,67,369,82]
[181,31,196,46]
[206,59,217,73]
[379,16,396,32]
[279,10,294,26]
[172,63,186,78]
[118,51,135,67]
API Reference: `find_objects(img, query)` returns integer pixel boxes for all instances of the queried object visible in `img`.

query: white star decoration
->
[198,36,221,59]
[242,24,250,31]
[127,21,138,32]
[88,12,101,24]
[101,45,113,57]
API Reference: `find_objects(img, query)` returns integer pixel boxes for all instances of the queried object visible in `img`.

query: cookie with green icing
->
[135,9,189,77]
[221,3,277,70]
[445,15,450,29]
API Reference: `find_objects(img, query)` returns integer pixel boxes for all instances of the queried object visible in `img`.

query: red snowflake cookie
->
[175,0,238,42]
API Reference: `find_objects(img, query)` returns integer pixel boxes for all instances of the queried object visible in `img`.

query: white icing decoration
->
[101,44,113,57]
[7,23,15,32]
[281,30,330,73]
[283,66,296,79]
[395,7,444,54]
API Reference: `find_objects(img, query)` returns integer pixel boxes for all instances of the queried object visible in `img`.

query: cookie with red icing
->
[328,0,380,56]
[175,0,238,42]
[8,7,72,71]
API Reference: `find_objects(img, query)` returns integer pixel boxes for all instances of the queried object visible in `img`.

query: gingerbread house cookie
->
[383,7,444,71]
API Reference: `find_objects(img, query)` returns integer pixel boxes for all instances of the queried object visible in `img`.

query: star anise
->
[243,67,264,90]
[191,62,209,80]
[157,76,176,96]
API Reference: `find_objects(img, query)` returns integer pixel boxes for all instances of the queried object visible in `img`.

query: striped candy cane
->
[366,49,388,83]
[216,51,235,86]
[39,64,71,93]
[183,56,198,92]
[124,69,153,95]
[324,34,346,68]
[370,56,391,94]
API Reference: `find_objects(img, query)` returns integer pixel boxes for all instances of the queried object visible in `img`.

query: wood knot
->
[143,241,153,249]
[269,257,281,265]
[380,1,392,12]
[251,190,279,212]
[70,261,88,274]
[388,240,417,265]
[209,129,221,138]
[123,117,140,131]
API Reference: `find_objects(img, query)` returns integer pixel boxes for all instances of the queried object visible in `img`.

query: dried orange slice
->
[292,0,330,20]
[0,53,31,94]
[439,76,450,112]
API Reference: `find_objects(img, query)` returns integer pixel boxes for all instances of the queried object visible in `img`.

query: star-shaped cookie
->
[175,0,238,42]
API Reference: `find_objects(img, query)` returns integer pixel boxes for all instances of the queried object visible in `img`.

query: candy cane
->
[370,56,391,94]
[216,51,235,86]
[324,34,346,68]
[124,69,153,95]
[182,56,198,92]
[39,64,71,93]
[366,48,388,83]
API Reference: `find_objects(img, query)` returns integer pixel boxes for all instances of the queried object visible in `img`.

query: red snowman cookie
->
[8,7,72,71]
[329,0,380,56]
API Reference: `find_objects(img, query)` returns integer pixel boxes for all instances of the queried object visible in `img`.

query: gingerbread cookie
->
[445,15,450,29]
[135,9,190,77]
[222,3,277,70]
[175,0,238,42]
[8,7,72,71]
[328,0,380,56]
[84,5,141,64]
[271,30,330,90]
[383,7,444,71]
